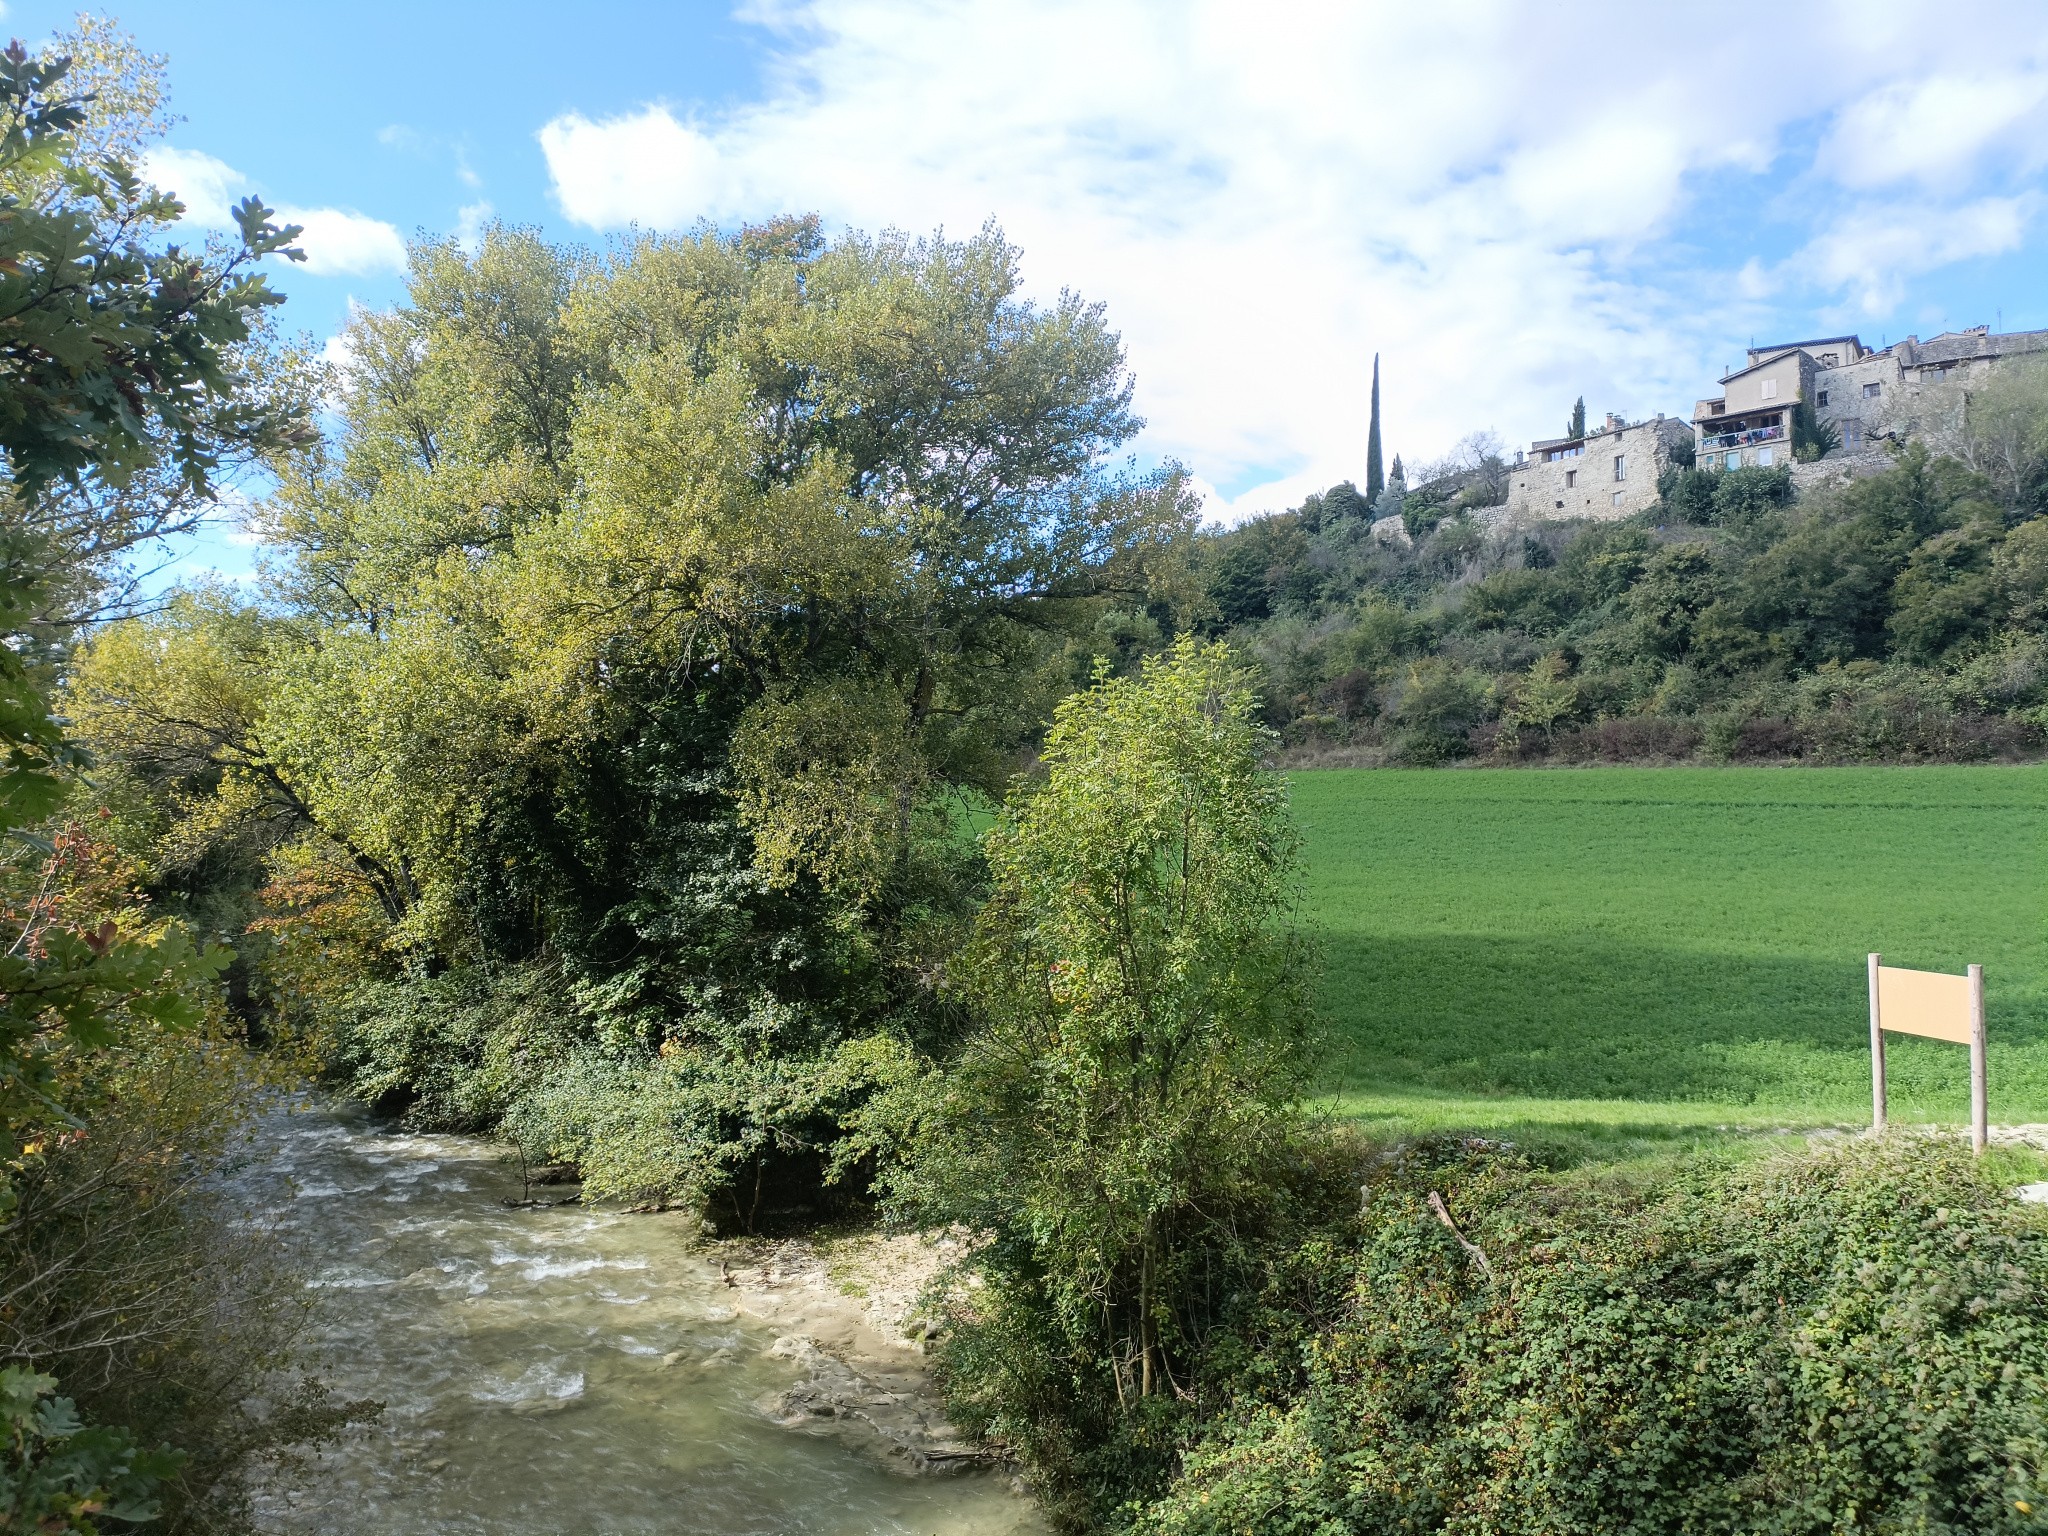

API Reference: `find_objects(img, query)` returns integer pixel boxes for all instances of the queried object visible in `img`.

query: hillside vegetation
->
[1204,393,2048,765]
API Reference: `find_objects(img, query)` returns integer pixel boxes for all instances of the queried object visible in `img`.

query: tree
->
[1373,453,1408,522]
[1318,480,1371,521]
[1568,395,1586,440]
[1498,651,1581,743]
[1365,353,1384,503]
[85,217,1204,1222]
[0,30,278,1180]
[0,29,362,1528]
[908,638,1317,1407]
[1791,398,1840,462]
[1956,356,2048,513]
[0,20,311,649]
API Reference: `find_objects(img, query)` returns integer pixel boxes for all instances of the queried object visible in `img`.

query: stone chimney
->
[1604,412,1625,433]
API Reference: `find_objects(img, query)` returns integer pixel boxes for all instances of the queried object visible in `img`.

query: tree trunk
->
[1138,1228,1155,1398]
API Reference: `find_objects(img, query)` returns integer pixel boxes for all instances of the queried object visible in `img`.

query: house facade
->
[1503,413,1694,523]
[1692,326,2048,469]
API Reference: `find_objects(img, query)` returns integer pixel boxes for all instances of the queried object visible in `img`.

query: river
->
[240,1101,1045,1535]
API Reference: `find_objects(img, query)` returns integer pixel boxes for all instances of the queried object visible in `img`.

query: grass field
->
[1292,765,2048,1155]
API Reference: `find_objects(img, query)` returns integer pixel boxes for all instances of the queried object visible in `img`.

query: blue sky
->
[15,1,2048,572]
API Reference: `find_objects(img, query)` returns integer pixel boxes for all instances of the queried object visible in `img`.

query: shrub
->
[0,1367,179,1534]
[1555,715,1704,762]
[1388,659,1489,763]
[0,1030,377,1533]
[900,640,1322,1530]
[504,1030,918,1231]
[1143,1139,2048,1536]
[1711,463,1797,525]
[1730,714,1806,759]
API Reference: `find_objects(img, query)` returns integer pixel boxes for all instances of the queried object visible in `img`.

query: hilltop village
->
[1364,324,2048,543]
[1197,316,2048,767]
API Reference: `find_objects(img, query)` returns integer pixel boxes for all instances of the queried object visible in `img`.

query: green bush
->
[1387,658,1489,763]
[1143,1138,2048,1535]
[503,1030,917,1230]
[321,967,570,1132]
[0,1367,178,1534]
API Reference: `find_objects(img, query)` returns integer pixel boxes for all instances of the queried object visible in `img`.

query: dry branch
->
[1428,1190,1494,1278]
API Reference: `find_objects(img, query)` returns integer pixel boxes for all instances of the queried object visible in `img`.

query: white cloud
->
[141,145,243,226]
[320,326,358,377]
[1796,196,2033,312]
[142,145,408,279]
[274,206,408,276]
[538,0,2048,522]
[456,199,494,251]
[1821,72,2048,188]
[539,107,730,227]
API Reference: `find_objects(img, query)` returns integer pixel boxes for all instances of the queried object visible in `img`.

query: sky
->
[17,0,2048,575]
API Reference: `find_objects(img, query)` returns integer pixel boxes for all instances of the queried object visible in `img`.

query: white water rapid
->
[240,1101,1044,1535]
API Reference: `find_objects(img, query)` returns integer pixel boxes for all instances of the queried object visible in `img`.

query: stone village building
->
[1696,326,2048,476]
[1497,324,2048,527]
[1504,413,1694,523]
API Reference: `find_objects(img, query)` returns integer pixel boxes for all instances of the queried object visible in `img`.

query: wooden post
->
[1868,952,1886,1134]
[1969,963,1987,1156]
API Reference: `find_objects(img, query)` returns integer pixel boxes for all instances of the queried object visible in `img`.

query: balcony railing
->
[1699,423,1785,451]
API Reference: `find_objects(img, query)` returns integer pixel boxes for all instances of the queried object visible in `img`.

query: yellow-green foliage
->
[902,639,1319,1424]
[72,218,1198,966]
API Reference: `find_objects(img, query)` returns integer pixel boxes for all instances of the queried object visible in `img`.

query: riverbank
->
[705,1227,999,1476]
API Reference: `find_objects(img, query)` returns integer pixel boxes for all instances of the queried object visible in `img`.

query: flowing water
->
[240,1101,1044,1535]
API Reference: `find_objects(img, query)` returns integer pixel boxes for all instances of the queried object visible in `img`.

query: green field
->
[1294,765,2048,1152]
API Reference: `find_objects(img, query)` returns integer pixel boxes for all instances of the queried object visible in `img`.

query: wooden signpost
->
[1867,953,1987,1154]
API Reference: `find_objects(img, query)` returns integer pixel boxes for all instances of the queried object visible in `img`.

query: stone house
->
[1503,413,1695,524]
[1692,326,2048,471]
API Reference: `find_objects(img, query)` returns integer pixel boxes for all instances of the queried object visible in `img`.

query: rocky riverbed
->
[240,1100,1041,1535]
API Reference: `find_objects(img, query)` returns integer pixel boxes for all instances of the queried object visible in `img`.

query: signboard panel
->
[1867,953,1987,1154]
[1875,965,1974,1043]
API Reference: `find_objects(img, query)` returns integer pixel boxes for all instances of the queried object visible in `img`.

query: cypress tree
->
[1568,395,1586,440]
[1365,353,1384,504]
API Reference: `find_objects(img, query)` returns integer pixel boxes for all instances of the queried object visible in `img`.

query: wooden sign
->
[1867,954,1987,1154]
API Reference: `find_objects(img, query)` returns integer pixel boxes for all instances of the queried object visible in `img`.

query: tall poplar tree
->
[1365,352,1385,503]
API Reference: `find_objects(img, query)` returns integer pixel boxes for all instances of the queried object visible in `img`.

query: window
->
[1863,381,1882,398]
[1760,378,1778,399]
[1613,454,1626,481]
[1817,389,1829,407]
[1613,491,1625,508]
[1709,401,1725,415]
[1564,469,1577,488]
[1757,447,1774,467]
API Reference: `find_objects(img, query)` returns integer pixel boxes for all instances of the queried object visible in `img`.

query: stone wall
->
[1812,347,2040,455]
[1504,418,1691,525]
[1789,449,1896,495]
